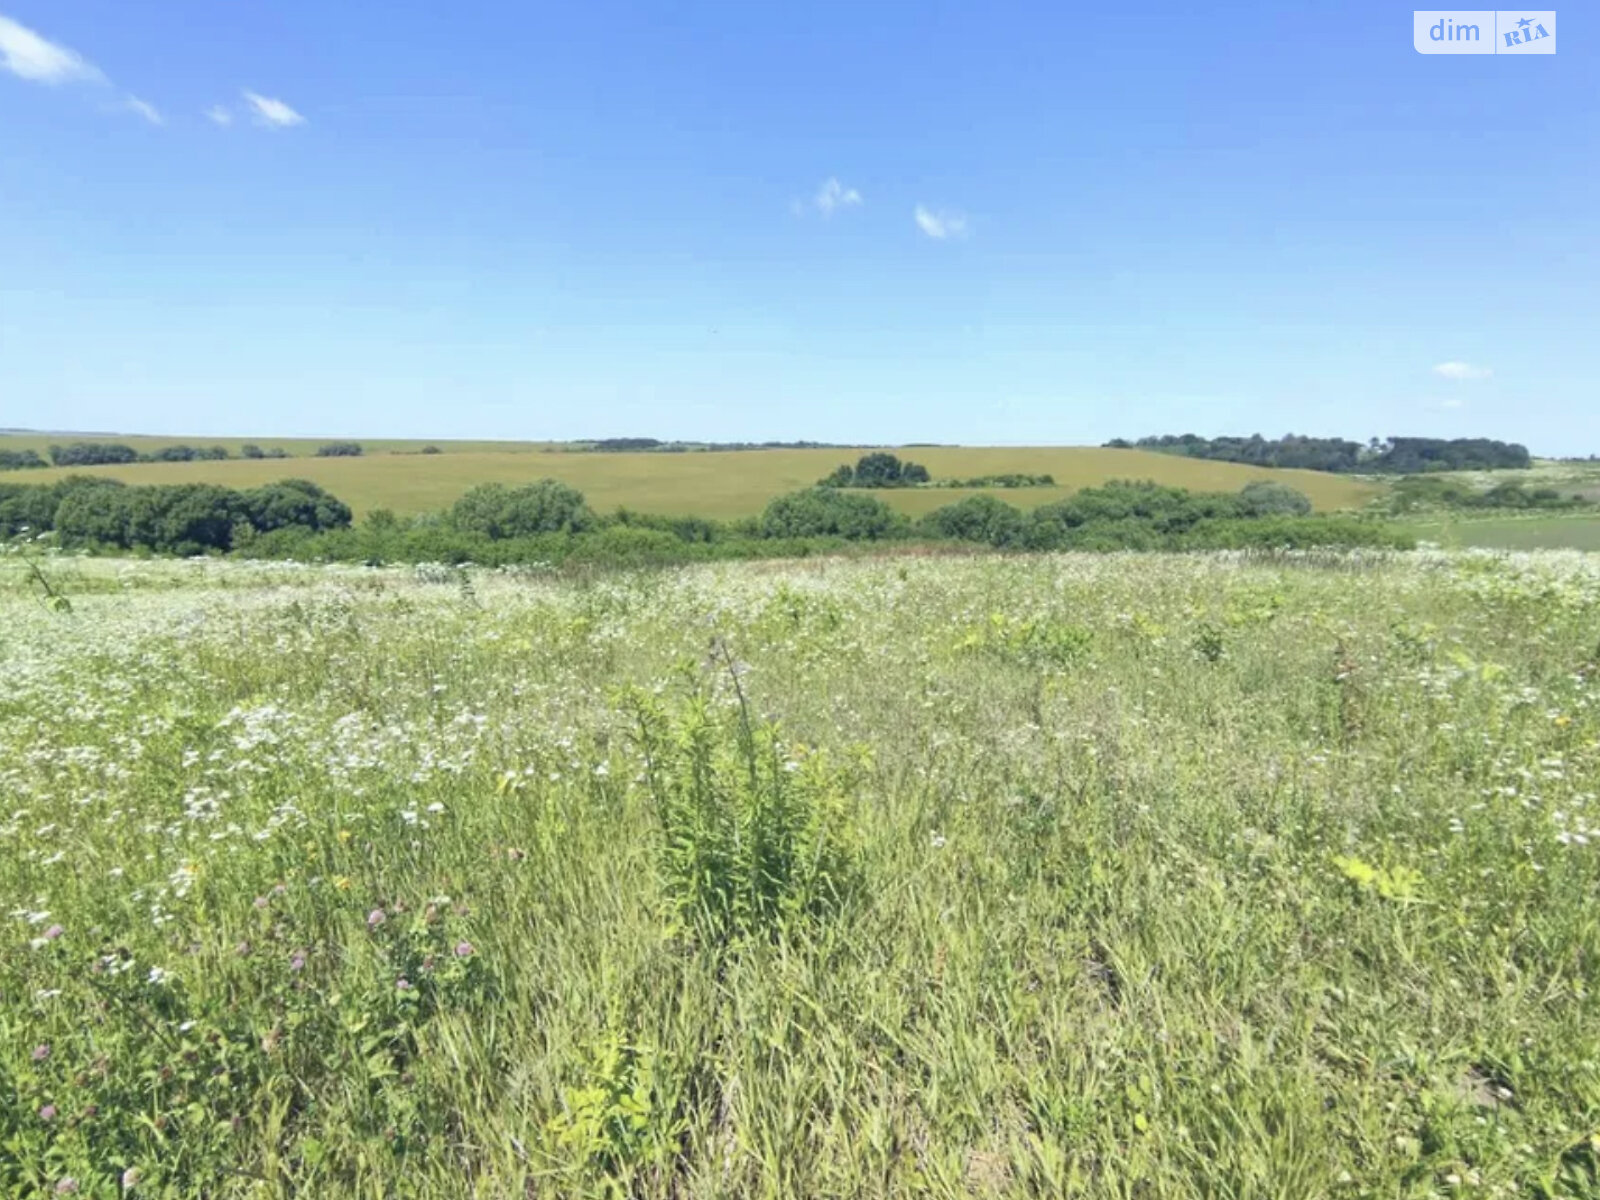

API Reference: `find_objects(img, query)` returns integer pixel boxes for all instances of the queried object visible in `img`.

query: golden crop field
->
[3,438,1381,517]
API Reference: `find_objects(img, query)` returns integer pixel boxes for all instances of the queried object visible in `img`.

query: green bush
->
[1238,481,1313,517]
[0,449,47,471]
[817,452,930,488]
[47,442,139,467]
[759,488,900,540]
[451,480,595,538]
[16,477,355,553]
[314,441,364,458]
[140,485,244,553]
[919,494,1027,547]
[147,444,230,462]
[52,480,136,547]
[241,480,353,533]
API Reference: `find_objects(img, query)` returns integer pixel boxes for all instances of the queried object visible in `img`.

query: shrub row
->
[1386,476,1592,514]
[0,477,351,554]
[6,441,359,470]
[3,475,1410,562]
[1111,434,1531,474]
[929,473,1056,488]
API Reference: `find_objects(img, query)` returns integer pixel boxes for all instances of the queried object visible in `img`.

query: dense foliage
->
[817,452,930,488]
[2,474,1411,563]
[314,442,364,457]
[590,437,667,451]
[0,477,351,553]
[34,442,239,467]
[1237,479,1314,516]
[145,444,232,462]
[450,480,595,538]
[1387,476,1592,514]
[47,441,141,467]
[0,449,47,471]
[1111,434,1532,473]
[759,487,904,539]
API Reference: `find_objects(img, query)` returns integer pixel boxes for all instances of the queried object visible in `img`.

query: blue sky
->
[1,3,1594,451]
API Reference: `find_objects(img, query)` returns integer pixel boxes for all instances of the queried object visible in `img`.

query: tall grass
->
[2,549,1599,1196]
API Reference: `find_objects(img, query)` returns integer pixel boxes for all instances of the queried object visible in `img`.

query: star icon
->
[1517,16,1533,28]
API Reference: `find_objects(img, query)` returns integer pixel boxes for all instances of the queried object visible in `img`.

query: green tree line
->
[2,475,1409,564]
[1108,434,1531,473]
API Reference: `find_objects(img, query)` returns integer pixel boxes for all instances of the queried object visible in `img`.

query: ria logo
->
[1501,13,1551,47]
[1413,10,1556,53]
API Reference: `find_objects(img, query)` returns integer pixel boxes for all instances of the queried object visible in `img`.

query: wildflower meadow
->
[3,549,1599,1197]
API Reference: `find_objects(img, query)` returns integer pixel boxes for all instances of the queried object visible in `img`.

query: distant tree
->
[48,442,139,467]
[1109,433,1531,474]
[759,488,899,539]
[127,485,243,553]
[1373,437,1531,473]
[10,475,354,550]
[1,476,121,535]
[919,494,1027,547]
[591,438,663,451]
[821,452,932,489]
[240,443,266,459]
[264,447,290,459]
[146,443,230,462]
[851,452,911,487]
[420,445,443,455]
[315,441,364,457]
[242,479,353,533]
[52,481,136,546]
[0,449,47,471]
[1237,481,1313,516]
[451,480,594,538]
[148,444,200,462]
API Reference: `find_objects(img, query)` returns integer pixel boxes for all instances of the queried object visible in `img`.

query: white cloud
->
[206,104,233,126]
[914,204,967,240]
[814,177,861,216]
[124,95,162,124]
[1432,361,1493,381]
[242,90,305,128]
[794,177,862,218]
[0,14,104,85]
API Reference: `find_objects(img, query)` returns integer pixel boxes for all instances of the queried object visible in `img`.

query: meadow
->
[4,548,1600,1197]
[1409,515,1600,553]
[2,439,1379,519]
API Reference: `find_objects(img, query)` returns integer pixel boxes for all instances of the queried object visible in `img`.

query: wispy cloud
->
[1432,361,1493,381]
[813,177,861,216]
[0,13,104,85]
[914,204,968,240]
[124,96,162,125]
[793,177,862,218]
[242,90,305,128]
[206,104,233,126]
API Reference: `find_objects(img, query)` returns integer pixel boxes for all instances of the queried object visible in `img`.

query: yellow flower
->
[337,829,353,843]
[334,876,352,891]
